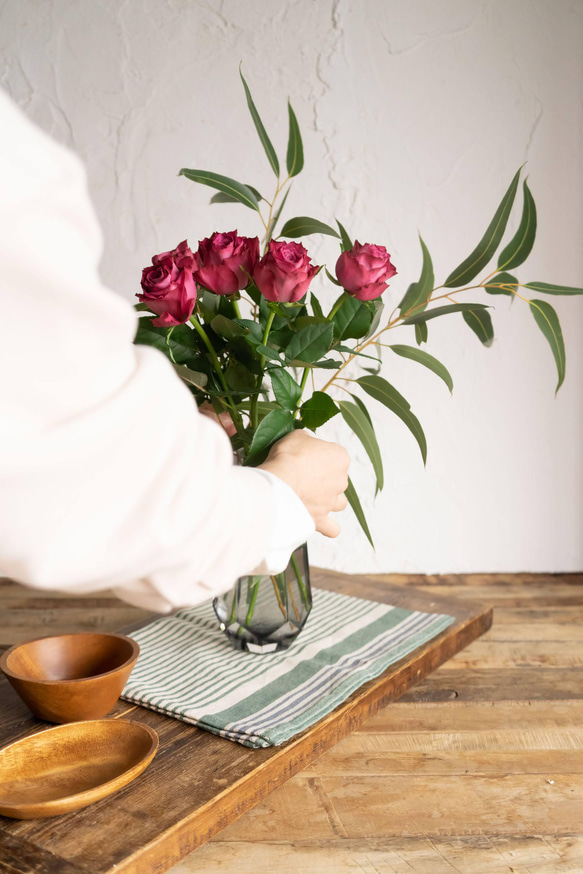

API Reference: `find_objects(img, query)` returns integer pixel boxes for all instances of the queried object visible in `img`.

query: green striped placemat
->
[122,588,454,748]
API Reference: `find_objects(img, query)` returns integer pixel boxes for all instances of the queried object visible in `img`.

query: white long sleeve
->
[0,91,314,613]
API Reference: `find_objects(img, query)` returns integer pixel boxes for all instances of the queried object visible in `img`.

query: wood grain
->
[3,571,581,873]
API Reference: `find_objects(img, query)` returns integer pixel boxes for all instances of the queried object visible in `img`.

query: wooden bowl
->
[0,719,158,819]
[0,632,140,723]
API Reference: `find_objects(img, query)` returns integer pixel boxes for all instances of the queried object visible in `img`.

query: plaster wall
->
[1,0,582,574]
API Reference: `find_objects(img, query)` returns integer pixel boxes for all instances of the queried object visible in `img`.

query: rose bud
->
[193,231,260,295]
[335,241,397,301]
[137,240,197,326]
[254,240,319,303]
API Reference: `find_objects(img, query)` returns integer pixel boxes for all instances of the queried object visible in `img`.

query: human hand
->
[199,403,237,437]
[259,430,350,537]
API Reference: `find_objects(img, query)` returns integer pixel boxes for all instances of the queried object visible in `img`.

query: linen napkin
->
[122,587,454,748]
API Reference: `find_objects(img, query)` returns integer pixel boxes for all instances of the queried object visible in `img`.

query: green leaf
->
[256,344,283,363]
[529,299,566,393]
[210,315,246,339]
[286,101,304,178]
[270,369,302,410]
[525,282,583,296]
[239,67,280,177]
[166,324,202,364]
[336,219,353,252]
[484,272,518,297]
[357,375,427,465]
[345,477,374,548]
[300,391,339,430]
[403,302,489,325]
[210,184,263,205]
[399,235,434,315]
[311,293,325,319]
[134,318,168,354]
[444,166,522,287]
[325,268,342,287]
[497,179,537,271]
[415,322,428,345]
[462,308,494,347]
[389,345,453,393]
[172,364,208,390]
[286,323,334,363]
[178,168,261,212]
[246,409,295,464]
[332,294,373,341]
[350,393,374,428]
[338,400,384,492]
[225,361,256,393]
[279,216,340,239]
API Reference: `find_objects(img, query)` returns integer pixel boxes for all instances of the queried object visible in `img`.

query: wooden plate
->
[0,719,158,819]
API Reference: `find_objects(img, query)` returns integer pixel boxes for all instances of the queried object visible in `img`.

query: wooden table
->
[1,570,582,873]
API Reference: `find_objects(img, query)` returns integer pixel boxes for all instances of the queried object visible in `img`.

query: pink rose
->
[138,240,197,327]
[254,240,319,303]
[335,241,397,301]
[194,231,260,295]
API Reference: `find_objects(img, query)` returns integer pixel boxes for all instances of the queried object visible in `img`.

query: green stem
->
[245,576,262,626]
[232,299,242,319]
[294,367,311,419]
[250,310,277,429]
[189,316,246,436]
[290,552,310,610]
[328,291,349,320]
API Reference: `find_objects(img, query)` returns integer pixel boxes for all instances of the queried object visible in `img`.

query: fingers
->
[316,516,341,538]
[332,492,349,512]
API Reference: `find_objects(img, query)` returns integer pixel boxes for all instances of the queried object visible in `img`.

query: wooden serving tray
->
[0,570,492,874]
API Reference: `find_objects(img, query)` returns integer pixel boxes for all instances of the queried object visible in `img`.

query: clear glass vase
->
[212,543,312,653]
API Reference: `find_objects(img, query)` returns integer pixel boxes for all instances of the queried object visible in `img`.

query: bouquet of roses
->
[135,68,583,547]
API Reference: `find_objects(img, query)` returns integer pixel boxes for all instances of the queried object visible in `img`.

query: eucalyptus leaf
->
[497,179,537,270]
[525,282,583,296]
[279,216,340,239]
[286,101,304,178]
[399,235,434,315]
[338,400,384,492]
[270,369,302,410]
[336,219,353,252]
[345,477,374,548]
[239,67,280,177]
[462,308,494,347]
[357,374,427,465]
[300,391,339,430]
[484,272,518,297]
[444,166,522,288]
[210,184,263,205]
[529,298,566,393]
[246,409,295,464]
[178,168,261,212]
[415,322,428,345]
[403,302,489,325]
[389,345,453,394]
[286,322,334,363]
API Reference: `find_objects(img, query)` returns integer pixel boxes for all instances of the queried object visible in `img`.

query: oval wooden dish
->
[0,719,158,819]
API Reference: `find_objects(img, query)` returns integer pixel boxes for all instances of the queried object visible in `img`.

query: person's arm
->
[0,91,348,613]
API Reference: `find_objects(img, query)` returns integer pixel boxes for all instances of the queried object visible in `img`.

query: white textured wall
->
[1,0,582,574]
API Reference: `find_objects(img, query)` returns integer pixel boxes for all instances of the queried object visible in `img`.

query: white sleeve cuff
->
[250,469,315,575]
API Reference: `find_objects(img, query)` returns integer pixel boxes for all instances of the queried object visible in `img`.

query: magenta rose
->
[254,240,319,303]
[193,231,259,295]
[335,241,397,301]
[138,240,197,327]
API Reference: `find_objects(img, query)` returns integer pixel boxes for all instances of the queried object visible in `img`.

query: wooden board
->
[0,571,490,874]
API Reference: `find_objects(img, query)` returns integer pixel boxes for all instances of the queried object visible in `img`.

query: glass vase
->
[212,543,311,653]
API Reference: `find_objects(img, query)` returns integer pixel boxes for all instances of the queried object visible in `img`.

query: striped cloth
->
[122,587,454,748]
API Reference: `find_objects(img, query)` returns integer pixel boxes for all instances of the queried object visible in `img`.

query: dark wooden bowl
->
[0,719,158,819]
[0,632,140,723]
